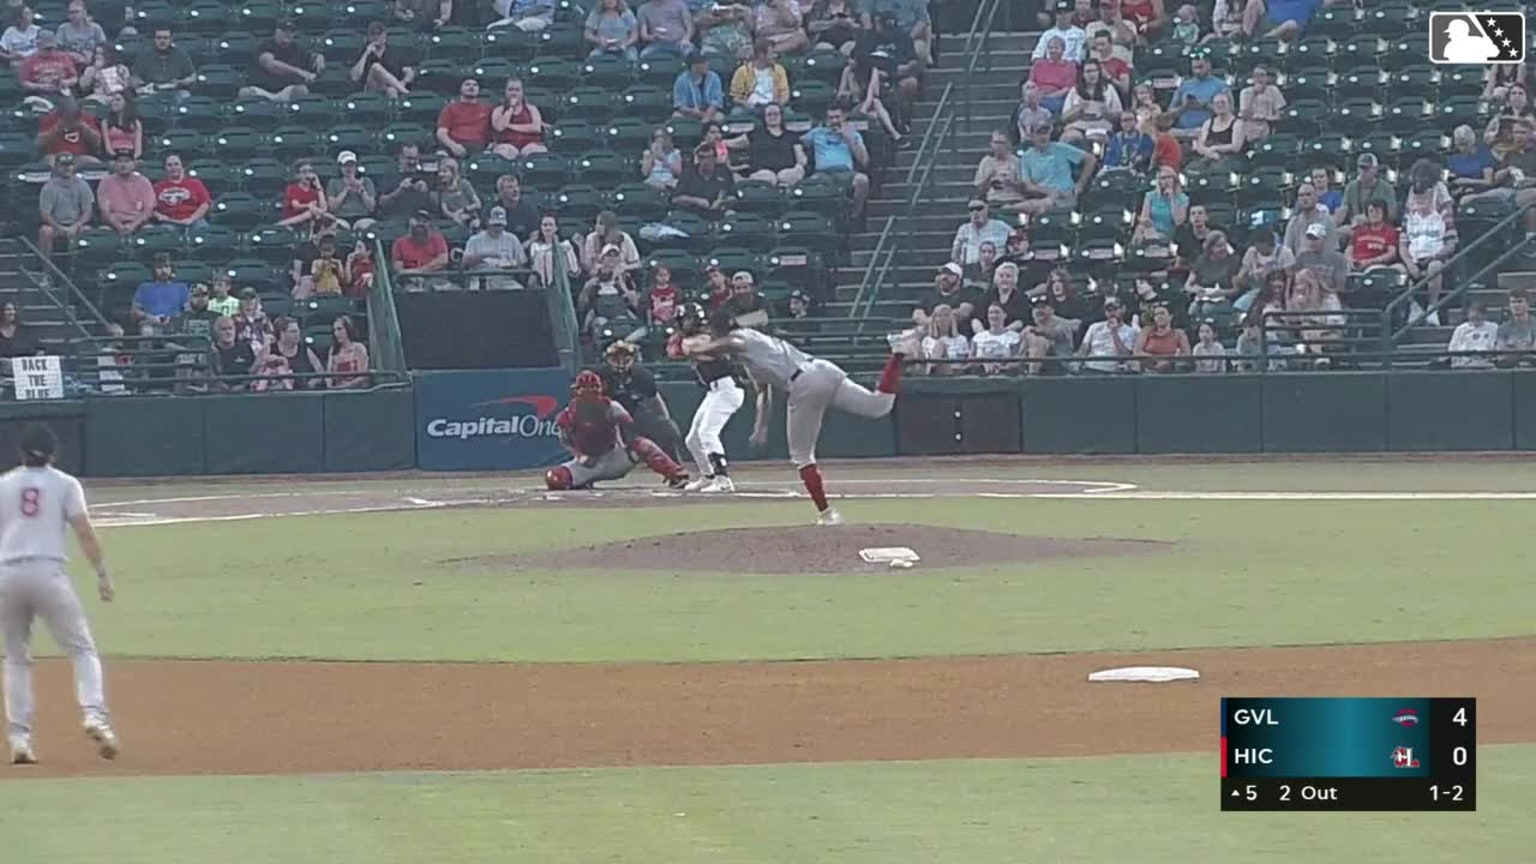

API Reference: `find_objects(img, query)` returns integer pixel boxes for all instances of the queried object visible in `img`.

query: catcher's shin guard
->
[631,436,687,483]
[545,465,574,490]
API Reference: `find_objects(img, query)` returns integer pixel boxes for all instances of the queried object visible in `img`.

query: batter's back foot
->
[9,737,35,765]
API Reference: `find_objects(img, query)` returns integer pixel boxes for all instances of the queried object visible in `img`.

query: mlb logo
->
[1428,11,1526,64]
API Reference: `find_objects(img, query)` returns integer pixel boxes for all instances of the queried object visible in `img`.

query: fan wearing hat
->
[597,340,687,463]
[130,254,189,326]
[673,52,725,123]
[96,150,155,236]
[951,200,1012,267]
[912,261,982,332]
[18,29,78,96]
[240,18,323,102]
[390,211,452,290]
[1034,0,1088,63]
[463,206,528,290]
[1335,152,1399,241]
[326,151,378,231]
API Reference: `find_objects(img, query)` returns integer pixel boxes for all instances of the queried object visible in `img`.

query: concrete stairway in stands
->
[0,238,99,359]
[831,31,1035,322]
[1401,240,1536,350]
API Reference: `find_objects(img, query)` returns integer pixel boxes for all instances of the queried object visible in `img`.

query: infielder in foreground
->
[1,424,118,765]
[678,315,917,524]
[545,370,692,490]
[671,304,768,493]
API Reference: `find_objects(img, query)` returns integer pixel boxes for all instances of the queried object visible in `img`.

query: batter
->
[0,423,119,766]
[672,304,767,493]
[679,315,918,524]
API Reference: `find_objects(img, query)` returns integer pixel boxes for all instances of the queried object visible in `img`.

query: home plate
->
[860,546,920,564]
[1087,666,1200,683]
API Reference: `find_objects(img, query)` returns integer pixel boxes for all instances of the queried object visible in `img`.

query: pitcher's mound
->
[486,524,1168,574]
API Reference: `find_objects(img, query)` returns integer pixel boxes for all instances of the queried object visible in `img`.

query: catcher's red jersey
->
[556,397,631,455]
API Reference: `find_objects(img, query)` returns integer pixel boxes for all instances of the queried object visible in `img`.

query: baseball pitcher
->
[544,370,691,490]
[679,315,918,525]
[1,423,119,766]
[668,304,768,493]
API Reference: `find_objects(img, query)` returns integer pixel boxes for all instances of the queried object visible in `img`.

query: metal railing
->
[71,333,408,396]
[549,236,582,374]
[17,237,114,341]
[366,235,411,375]
[959,0,1006,134]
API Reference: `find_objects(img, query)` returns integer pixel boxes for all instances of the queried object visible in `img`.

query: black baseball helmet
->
[677,302,709,335]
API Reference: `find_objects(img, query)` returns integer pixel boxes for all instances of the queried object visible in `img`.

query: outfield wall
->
[8,370,1536,476]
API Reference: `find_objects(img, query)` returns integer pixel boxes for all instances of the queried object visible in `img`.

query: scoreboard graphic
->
[1221,697,1476,811]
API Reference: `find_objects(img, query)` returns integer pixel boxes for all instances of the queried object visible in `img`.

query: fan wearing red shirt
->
[153,153,213,227]
[435,77,492,160]
[19,32,79,97]
[1347,200,1400,270]
[37,100,102,164]
[646,264,680,325]
[390,212,451,290]
[279,160,330,229]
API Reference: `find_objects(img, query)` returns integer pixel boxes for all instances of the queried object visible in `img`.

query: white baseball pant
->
[560,447,635,487]
[1,560,110,740]
[786,358,896,468]
[686,378,745,476]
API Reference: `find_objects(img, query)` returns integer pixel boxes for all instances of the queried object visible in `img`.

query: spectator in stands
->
[1484,84,1532,147]
[1102,110,1152,173]
[1492,120,1536,234]
[1134,304,1188,372]
[674,52,724,123]
[1496,288,1535,367]
[757,0,808,55]
[1447,299,1498,368]
[1174,203,1223,267]
[723,270,770,320]
[270,317,324,387]
[131,254,190,325]
[731,40,790,113]
[703,262,730,310]
[1035,0,1086,63]
[1169,52,1228,140]
[1077,295,1136,373]
[1233,226,1293,309]
[1242,0,1324,42]
[1035,266,1090,322]
[1086,0,1136,64]
[837,55,902,141]
[1184,230,1239,314]
[863,0,932,65]
[975,130,1025,210]
[97,150,154,235]
[1190,91,1246,169]
[1017,122,1096,216]
[54,1,104,66]
[1088,32,1130,97]
[972,302,1022,374]
[1404,157,1454,221]
[325,315,371,389]
[1120,0,1167,38]
[1310,166,1341,213]
[379,143,432,220]
[19,30,76,104]
[345,239,376,298]
[951,199,1011,268]
[579,247,642,337]
[1237,64,1284,142]
[462,207,527,290]
[100,91,141,158]
[527,213,580,287]
[172,284,219,339]
[131,26,195,96]
[1336,153,1398,240]
[326,151,378,231]
[1287,268,1343,359]
[587,0,639,59]
[699,119,730,162]
[79,44,132,104]
[435,78,491,159]
[36,152,92,271]
[855,12,922,127]
[642,126,685,190]
[233,287,273,353]
[0,303,38,361]
[1029,36,1077,115]
[0,5,40,64]
[808,0,861,53]
[1191,320,1228,372]
[1209,0,1244,40]
[1134,165,1188,242]
[240,18,322,102]
[489,0,555,32]
[1061,59,1121,142]
[1131,82,1161,131]
[392,212,452,290]
[1282,182,1336,254]
[634,0,690,58]
[981,260,1030,329]
[1295,222,1348,296]
[432,157,481,228]
[302,232,346,296]
[207,274,239,316]
[972,241,1001,286]
[645,263,680,326]
[36,97,101,165]
[1170,3,1200,45]
[582,210,641,276]
[1484,61,1526,105]
[917,304,968,375]
[209,316,256,392]
[672,144,734,213]
[912,262,977,328]
[1009,80,1051,148]
[1021,295,1079,374]
[489,78,549,159]
[351,22,414,98]
[279,160,331,230]
[1399,192,1454,325]
[728,102,807,187]
[695,0,752,59]
[1347,199,1399,273]
[1447,125,1499,204]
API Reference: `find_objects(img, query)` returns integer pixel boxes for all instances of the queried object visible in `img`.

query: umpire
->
[594,341,686,462]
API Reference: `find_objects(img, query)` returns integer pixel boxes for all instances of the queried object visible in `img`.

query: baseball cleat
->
[84,721,119,760]
[816,507,845,527]
[665,473,691,490]
[9,739,35,765]
[702,476,736,493]
[683,475,714,492]
[886,328,921,356]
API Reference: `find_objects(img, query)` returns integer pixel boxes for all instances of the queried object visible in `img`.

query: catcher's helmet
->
[676,302,709,335]
[571,369,605,397]
[604,340,639,370]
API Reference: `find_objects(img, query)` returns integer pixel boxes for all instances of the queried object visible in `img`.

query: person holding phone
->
[278,160,331,230]
[349,21,414,98]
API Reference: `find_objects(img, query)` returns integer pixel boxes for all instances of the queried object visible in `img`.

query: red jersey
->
[491,102,542,149]
[37,111,99,157]
[391,232,449,270]
[437,100,492,149]
[1100,55,1131,80]
[20,52,77,90]
[1351,222,1399,264]
[648,284,679,324]
[153,176,212,221]
[1152,133,1183,170]
[284,181,322,219]
[556,397,631,455]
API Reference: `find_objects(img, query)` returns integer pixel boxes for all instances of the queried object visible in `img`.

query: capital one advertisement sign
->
[414,368,572,471]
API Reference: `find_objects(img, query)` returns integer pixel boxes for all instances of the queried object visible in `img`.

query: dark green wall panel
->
[1137,375,1263,453]
[1386,372,1514,451]
[895,393,961,455]
[324,389,417,472]
[202,395,326,474]
[1262,373,1389,452]
[86,398,204,476]
[1021,376,1137,454]
[1513,373,1536,451]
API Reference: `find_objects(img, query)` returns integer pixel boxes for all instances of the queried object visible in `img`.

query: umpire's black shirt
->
[597,364,658,415]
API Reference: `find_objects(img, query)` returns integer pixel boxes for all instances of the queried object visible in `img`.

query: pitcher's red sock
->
[799,464,829,511]
[877,354,904,395]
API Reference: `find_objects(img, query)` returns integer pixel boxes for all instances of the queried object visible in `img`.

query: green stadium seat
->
[228,98,285,131]
[297,295,355,326]
[766,246,823,289]
[185,160,238,198]
[482,27,540,62]
[1307,5,1356,38]
[357,155,399,186]
[321,29,365,64]
[1238,167,1289,211]
[1438,67,1484,98]
[609,183,669,221]
[702,246,760,277]
[171,95,225,132]
[617,86,671,126]
[777,210,838,256]
[288,2,333,31]
[221,259,283,295]
[238,157,290,198]
[563,87,615,124]
[1382,33,1429,71]
[238,0,284,34]
[1332,97,1382,135]
[654,210,712,251]
[1334,69,1384,99]
[1304,132,1350,161]
[378,122,432,151]
[269,126,323,162]
[183,0,231,34]
[731,182,786,218]
[172,259,216,288]
[336,0,391,26]
[463,153,517,190]
[635,56,683,88]
[552,184,605,222]
[1354,132,1401,166]
[644,248,700,285]
[799,49,845,85]
[1401,129,1447,159]
[1282,98,1328,136]
[547,118,600,153]
[130,224,187,261]
[131,1,176,29]
[534,24,584,59]
[520,152,570,187]
[177,34,215,66]
[192,64,241,98]
[99,261,151,294]
[1434,94,1484,127]
[73,228,126,269]
[470,56,517,83]
[135,94,177,137]
[338,92,393,127]
[1383,96,1430,134]
[1391,64,1438,94]
[1249,132,1300,168]
[1186,170,1239,207]
[786,174,846,220]
[188,224,243,261]
[598,116,649,153]
[245,227,302,265]
[789,80,834,117]
[156,128,212,161]
[398,93,448,126]
[286,95,336,126]
[574,150,631,187]
[526,57,578,93]
[715,212,777,251]
[414,59,469,95]
[581,54,634,89]
[324,124,376,154]
[215,31,258,67]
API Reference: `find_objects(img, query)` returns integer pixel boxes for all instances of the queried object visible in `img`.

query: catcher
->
[545,370,691,490]
[596,341,686,462]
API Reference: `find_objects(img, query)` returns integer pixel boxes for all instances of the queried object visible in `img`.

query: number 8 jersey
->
[0,465,87,565]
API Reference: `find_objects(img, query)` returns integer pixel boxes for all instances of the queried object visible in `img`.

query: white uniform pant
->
[786,358,896,468]
[0,560,108,740]
[559,446,635,487]
[686,378,745,475]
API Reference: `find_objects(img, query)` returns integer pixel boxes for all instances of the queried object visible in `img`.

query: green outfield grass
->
[2,748,1527,864]
[78,495,1536,662]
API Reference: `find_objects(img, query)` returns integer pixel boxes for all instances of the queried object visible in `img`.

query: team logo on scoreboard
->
[1392,708,1420,727]
[1391,745,1422,768]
